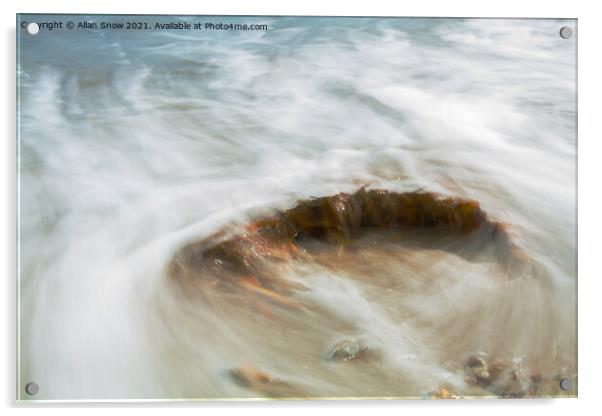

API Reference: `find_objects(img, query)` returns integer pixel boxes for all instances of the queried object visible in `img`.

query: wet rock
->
[284,192,362,242]
[464,354,492,386]
[327,339,371,362]
[169,187,532,308]
[230,364,273,387]
[464,355,542,398]
[229,365,304,398]
[430,387,457,399]
[354,188,486,233]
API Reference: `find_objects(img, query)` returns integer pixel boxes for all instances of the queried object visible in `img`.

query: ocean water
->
[17,16,576,400]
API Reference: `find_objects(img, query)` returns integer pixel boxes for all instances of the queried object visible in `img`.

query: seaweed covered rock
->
[169,187,531,309]
[283,192,362,242]
[354,188,485,233]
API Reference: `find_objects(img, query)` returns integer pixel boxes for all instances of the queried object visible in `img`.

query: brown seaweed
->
[169,188,532,305]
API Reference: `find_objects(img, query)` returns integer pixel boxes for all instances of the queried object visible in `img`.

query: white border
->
[3,1,601,415]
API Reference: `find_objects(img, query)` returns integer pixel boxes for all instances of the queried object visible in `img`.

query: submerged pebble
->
[327,339,371,362]
[464,354,491,386]
[229,364,304,398]
[463,354,545,398]
[429,387,457,399]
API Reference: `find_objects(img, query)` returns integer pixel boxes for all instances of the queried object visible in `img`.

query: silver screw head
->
[25,382,39,395]
[559,377,572,391]
[559,26,573,39]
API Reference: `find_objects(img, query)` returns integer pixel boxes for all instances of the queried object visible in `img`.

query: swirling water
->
[17,16,576,399]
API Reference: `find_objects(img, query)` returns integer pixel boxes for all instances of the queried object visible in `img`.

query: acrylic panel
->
[16,14,577,401]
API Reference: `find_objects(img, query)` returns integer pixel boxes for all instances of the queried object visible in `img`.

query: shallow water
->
[17,16,576,399]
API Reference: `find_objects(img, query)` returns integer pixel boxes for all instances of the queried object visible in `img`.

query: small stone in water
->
[430,387,457,399]
[328,339,367,362]
[463,354,544,398]
[229,364,305,398]
[464,355,491,386]
[230,364,273,387]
